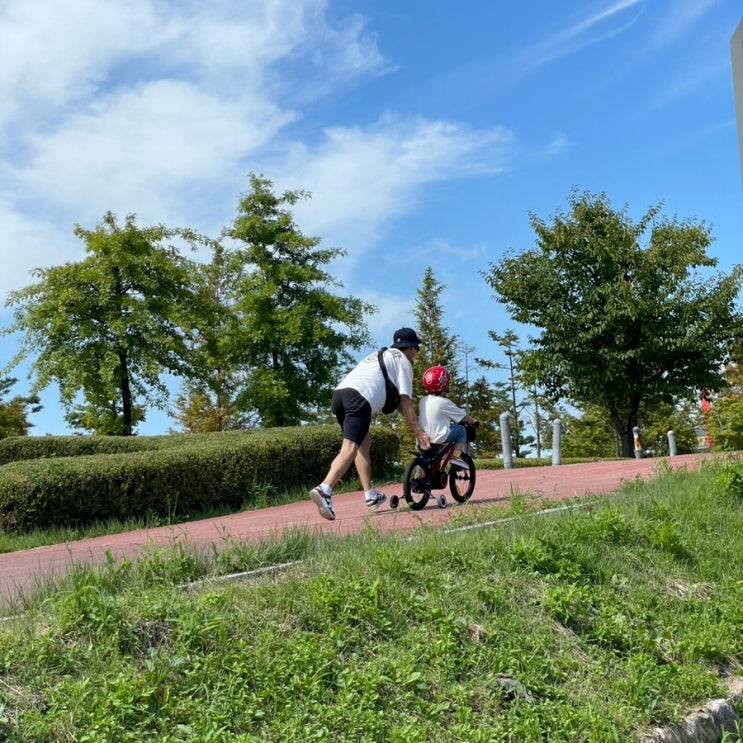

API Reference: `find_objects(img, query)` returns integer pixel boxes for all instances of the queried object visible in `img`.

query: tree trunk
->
[119,351,133,436]
[612,413,636,458]
[619,429,634,458]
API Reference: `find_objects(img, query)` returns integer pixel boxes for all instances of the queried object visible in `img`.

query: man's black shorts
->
[332,388,372,445]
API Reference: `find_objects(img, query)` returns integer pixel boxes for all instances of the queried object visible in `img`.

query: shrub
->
[0,426,400,533]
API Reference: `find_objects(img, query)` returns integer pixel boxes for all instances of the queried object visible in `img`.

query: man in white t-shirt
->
[310,327,431,521]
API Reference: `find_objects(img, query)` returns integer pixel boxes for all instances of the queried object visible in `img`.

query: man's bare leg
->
[354,434,373,492]
[324,438,360,490]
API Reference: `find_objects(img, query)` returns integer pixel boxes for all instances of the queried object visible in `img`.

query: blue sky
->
[0,0,741,436]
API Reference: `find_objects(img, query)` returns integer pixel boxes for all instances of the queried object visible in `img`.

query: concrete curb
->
[641,680,742,742]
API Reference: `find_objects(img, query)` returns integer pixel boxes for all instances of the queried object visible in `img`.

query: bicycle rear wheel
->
[403,456,432,510]
[449,452,476,503]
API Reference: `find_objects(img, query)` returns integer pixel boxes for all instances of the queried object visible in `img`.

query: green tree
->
[413,267,461,399]
[637,400,701,456]
[706,358,743,451]
[476,330,535,457]
[708,396,743,451]
[171,243,257,432]
[2,212,208,435]
[221,174,375,427]
[482,190,743,457]
[559,405,619,459]
[0,377,41,438]
[466,375,510,457]
[170,389,238,434]
[523,385,562,458]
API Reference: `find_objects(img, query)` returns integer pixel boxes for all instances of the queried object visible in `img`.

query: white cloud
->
[0,0,395,303]
[359,290,418,343]
[0,198,83,302]
[0,0,159,131]
[0,0,385,131]
[270,115,514,259]
[15,80,292,226]
[562,0,644,40]
[517,0,644,72]
[0,0,513,361]
[650,0,723,48]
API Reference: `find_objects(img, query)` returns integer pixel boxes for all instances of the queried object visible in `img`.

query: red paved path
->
[0,454,713,608]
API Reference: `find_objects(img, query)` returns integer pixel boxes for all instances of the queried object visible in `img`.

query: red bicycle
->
[390,423,477,510]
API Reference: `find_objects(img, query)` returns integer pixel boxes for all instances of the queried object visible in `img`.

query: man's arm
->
[399,394,431,449]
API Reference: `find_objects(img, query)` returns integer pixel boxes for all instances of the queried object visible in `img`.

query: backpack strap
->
[377,347,392,383]
[377,347,401,414]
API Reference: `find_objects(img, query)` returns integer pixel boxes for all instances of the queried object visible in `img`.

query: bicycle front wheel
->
[403,456,432,510]
[449,452,476,503]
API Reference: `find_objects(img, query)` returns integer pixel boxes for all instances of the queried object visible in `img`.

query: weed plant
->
[1,459,743,741]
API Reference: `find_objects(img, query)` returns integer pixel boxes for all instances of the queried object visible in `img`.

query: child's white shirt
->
[419,394,466,444]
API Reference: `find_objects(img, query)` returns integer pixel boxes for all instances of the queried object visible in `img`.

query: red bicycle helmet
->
[422,365,451,394]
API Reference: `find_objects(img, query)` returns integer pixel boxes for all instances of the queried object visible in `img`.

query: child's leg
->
[445,424,467,469]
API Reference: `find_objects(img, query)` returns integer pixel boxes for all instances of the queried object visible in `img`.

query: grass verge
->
[1,457,743,741]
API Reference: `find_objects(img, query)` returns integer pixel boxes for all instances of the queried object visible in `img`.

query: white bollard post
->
[667,430,677,456]
[552,418,562,466]
[500,412,513,470]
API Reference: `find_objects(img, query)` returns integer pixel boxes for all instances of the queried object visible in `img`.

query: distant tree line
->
[2,183,742,457]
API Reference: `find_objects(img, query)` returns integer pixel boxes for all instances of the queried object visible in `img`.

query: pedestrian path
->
[0,454,712,607]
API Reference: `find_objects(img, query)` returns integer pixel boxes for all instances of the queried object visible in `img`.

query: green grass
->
[2,457,743,741]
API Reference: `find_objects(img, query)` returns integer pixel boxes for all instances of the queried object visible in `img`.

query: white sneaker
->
[310,487,335,521]
[365,490,387,511]
[450,458,468,469]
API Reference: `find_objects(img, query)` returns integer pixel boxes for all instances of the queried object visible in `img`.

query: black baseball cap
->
[391,327,422,349]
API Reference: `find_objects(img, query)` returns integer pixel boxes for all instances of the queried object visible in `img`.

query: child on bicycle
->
[418,366,478,469]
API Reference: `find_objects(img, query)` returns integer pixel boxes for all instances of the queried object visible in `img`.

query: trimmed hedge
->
[0,425,400,533]
[0,432,190,465]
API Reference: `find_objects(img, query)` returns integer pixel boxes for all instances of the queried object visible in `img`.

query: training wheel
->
[437,495,448,509]
[389,495,400,510]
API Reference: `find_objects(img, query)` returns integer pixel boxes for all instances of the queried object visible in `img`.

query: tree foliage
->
[521,386,562,458]
[408,267,509,456]
[413,268,461,399]
[476,329,536,457]
[557,399,700,459]
[637,400,701,456]
[706,357,743,452]
[2,212,209,435]
[465,375,510,457]
[482,190,743,457]
[218,173,375,428]
[708,396,743,451]
[0,377,41,438]
[170,389,238,434]
[558,404,619,459]
[171,243,257,433]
